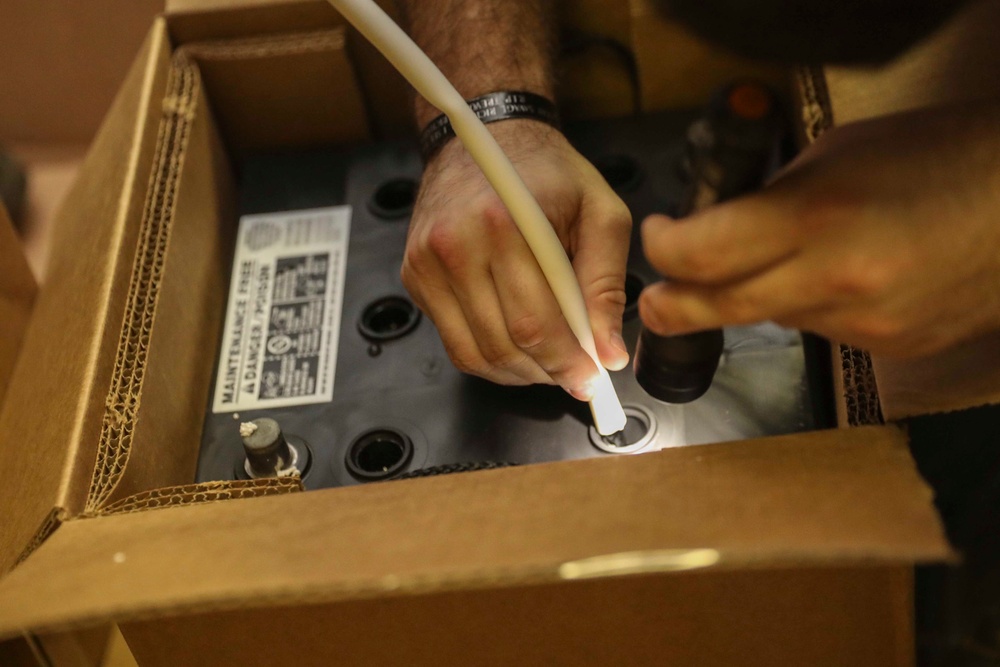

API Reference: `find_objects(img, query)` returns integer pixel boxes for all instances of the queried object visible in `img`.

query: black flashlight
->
[634,82,784,404]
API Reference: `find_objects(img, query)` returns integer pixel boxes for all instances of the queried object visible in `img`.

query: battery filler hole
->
[346,429,414,480]
[589,405,657,454]
[358,296,421,342]
[368,178,418,219]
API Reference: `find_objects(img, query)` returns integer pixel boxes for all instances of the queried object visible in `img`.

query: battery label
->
[212,206,350,413]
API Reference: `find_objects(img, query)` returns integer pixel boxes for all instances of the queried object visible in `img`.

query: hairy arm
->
[398,0,556,126]
[395,0,632,398]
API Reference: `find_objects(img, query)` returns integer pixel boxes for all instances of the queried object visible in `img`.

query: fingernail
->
[611,331,627,355]
[608,331,630,370]
[566,383,595,402]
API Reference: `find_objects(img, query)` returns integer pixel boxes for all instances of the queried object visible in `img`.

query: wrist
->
[414,80,555,128]
[419,90,560,162]
[422,120,568,191]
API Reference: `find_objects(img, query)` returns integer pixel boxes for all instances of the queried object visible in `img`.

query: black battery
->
[195,109,824,490]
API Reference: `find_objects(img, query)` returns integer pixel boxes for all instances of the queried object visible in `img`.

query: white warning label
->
[212,206,350,413]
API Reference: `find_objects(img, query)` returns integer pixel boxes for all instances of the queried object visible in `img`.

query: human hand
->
[639,101,1000,357]
[401,119,632,399]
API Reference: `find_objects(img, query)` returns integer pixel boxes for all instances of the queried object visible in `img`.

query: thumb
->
[573,196,632,371]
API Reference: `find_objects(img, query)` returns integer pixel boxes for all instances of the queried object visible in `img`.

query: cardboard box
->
[1,2,162,661]
[0,203,35,409]
[0,2,974,665]
[1,1,164,285]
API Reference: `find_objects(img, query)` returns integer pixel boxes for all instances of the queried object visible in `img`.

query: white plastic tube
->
[328,0,627,435]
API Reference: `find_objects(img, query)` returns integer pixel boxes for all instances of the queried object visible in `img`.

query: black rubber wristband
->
[419,90,560,161]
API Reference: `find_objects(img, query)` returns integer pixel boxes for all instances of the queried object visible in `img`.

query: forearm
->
[396,0,557,127]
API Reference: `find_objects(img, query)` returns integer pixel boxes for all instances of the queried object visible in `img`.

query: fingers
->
[638,258,830,336]
[490,224,600,397]
[401,125,634,396]
[573,193,632,371]
[404,269,533,386]
[641,193,800,285]
[405,215,553,386]
[403,204,600,397]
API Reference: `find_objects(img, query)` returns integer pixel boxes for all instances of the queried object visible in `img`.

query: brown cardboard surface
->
[0,0,162,144]
[181,29,371,153]
[0,204,36,410]
[0,426,949,638]
[822,0,1000,421]
[873,333,1000,421]
[164,0,415,138]
[340,0,415,138]
[0,21,171,575]
[168,0,306,11]
[35,627,110,667]
[166,0,340,44]
[121,567,913,667]
[100,626,138,667]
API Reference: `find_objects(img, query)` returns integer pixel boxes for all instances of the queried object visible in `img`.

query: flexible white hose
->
[327,0,626,435]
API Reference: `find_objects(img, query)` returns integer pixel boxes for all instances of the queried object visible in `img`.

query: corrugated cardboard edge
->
[0,20,172,577]
[12,509,65,569]
[85,54,201,511]
[95,479,302,517]
[795,65,832,143]
[795,66,885,428]
[82,50,307,514]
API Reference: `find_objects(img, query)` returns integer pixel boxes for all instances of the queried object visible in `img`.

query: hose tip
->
[589,372,627,436]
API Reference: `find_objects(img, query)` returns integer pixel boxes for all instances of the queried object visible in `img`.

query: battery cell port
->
[589,405,657,454]
[358,295,421,342]
[346,429,414,481]
[368,178,418,219]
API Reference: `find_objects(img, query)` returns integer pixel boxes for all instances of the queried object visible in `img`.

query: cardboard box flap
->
[820,0,1000,421]
[0,20,172,576]
[165,0,415,140]
[0,426,950,638]
[166,0,342,45]
[0,0,161,144]
[872,333,1000,421]
[179,28,371,153]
